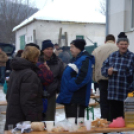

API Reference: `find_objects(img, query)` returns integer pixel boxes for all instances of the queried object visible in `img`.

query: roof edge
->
[13,19,105,32]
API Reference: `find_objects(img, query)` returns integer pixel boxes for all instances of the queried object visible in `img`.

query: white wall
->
[108,0,134,52]
[35,21,105,49]
[108,0,125,37]
[15,20,105,50]
[15,22,36,50]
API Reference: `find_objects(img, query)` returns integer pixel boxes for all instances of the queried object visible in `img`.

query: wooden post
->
[58,28,62,47]
[33,29,37,43]
[65,32,68,46]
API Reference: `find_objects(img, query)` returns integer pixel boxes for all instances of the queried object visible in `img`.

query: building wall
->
[108,0,134,52]
[15,21,36,50]
[15,20,105,50]
[108,0,125,37]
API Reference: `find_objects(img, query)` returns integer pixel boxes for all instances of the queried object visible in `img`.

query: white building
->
[13,0,106,50]
[107,0,134,52]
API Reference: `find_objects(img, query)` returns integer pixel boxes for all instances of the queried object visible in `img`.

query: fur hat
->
[117,32,129,43]
[42,40,54,51]
[118,32,127,38]
[70,39,86,51]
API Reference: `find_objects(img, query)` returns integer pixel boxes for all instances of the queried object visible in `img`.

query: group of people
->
[4,31,134,131]
[93,32,134,126]
[5,39,95,130]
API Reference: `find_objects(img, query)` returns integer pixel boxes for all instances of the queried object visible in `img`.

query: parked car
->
[0,43,15,76]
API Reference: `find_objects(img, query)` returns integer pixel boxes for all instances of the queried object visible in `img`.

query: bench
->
[1,111,6,115]
[90,95,100,99]
[56,102,99,109]
[0,101,7,106]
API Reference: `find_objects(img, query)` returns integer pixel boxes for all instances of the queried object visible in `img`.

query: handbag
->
[3,80,8,94]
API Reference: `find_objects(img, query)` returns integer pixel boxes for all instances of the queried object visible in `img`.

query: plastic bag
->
[55,119,78,132]
[109,117,125,128]
[12,121,32,133]
[3,80,7,94]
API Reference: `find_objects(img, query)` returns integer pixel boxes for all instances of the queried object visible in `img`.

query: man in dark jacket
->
[40,40,64,121]
[57,39,95,124]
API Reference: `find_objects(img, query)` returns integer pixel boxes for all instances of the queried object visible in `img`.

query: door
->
[20,35,25,50]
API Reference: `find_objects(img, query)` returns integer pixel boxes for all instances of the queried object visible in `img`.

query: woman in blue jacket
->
[56,39,95,123]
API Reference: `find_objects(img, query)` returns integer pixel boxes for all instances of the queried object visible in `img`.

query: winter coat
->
[0,51,8,66]
[92,40,118,82]
[5,57,43,130]
[56,50,95,107]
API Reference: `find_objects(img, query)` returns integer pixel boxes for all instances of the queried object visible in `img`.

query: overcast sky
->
[33,0,47,9]
[33,0,101,11]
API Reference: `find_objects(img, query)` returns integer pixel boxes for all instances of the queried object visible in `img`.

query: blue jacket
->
[56,50,95,107]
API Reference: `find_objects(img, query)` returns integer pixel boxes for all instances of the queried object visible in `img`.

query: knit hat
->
[118,32,127,38]
[42,40,54,51]
[70,39,86,51]
[25,43,40,50]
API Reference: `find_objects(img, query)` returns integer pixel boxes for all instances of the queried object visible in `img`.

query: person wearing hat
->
[102,32,134,121]
[56,39,95,124]
[40,40,64,121]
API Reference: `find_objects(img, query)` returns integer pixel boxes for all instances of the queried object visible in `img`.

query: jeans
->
[0,66,6,84]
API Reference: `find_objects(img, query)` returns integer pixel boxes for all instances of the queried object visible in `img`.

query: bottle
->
[124,91,134,128]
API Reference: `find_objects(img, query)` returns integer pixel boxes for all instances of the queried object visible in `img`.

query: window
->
[76,35,84,39]
[20,35,25,50]
[1,45,14,54]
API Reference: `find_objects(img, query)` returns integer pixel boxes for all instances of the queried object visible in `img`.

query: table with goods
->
[4,91,134,134]
[4,118,134,134]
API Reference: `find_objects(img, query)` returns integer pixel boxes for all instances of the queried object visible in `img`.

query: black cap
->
[70,39,86,51]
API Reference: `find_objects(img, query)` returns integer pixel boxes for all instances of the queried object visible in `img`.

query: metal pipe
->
[106,0,109,35]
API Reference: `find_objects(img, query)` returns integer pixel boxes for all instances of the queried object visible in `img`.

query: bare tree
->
[99,0,106,16]
[0,0,38,44]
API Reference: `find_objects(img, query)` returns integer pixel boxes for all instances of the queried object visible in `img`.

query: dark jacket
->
[45,53,64,96]
[56,50,95,107]
[5,57,43,130]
